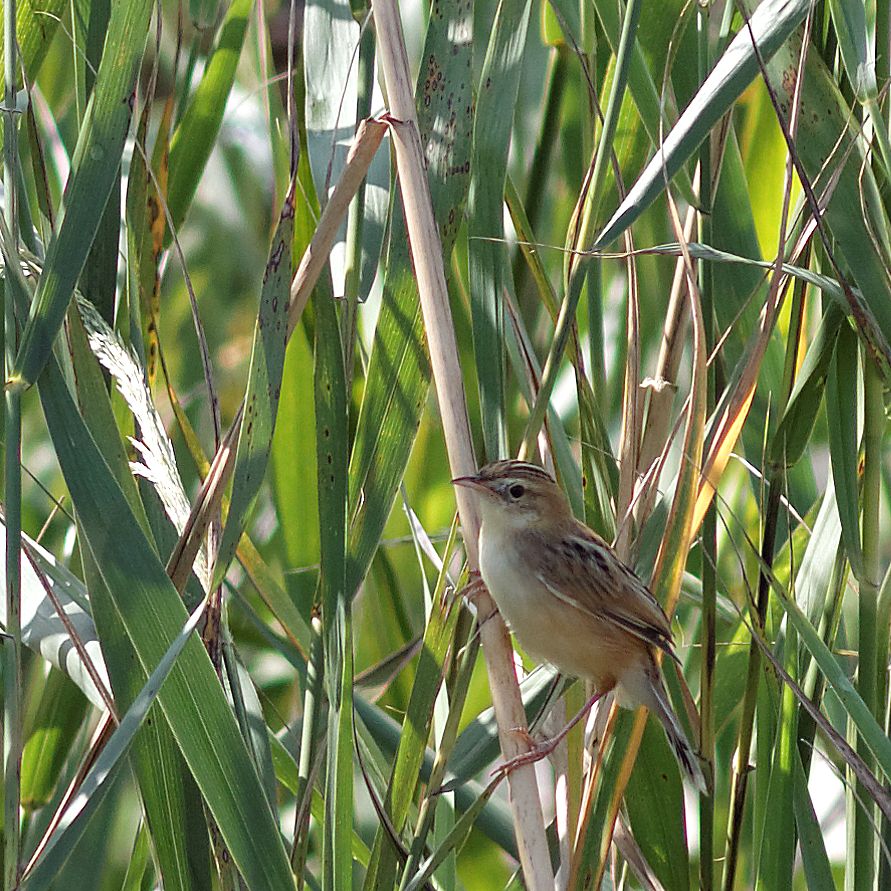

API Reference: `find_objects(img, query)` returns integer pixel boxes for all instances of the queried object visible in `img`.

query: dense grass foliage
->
[1,0,890,888]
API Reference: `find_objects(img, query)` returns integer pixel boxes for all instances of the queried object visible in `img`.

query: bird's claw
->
[491,727,555,781]
[461,569,486,603]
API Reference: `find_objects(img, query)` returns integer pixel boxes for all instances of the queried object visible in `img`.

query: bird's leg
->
[493,690,605,779]
[460,569,486,603]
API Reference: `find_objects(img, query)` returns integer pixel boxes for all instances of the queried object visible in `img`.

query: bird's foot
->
[491,727,558,780]
[461,569,486,603]
[491,691,606,781]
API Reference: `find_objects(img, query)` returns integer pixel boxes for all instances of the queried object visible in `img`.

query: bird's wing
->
[535,525,678,661]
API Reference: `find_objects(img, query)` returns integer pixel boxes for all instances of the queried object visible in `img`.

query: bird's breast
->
[477,520,640,687]
[478,522,543,636]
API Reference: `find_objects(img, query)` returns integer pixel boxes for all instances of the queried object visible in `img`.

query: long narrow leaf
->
[22,594,209,889]
[593,0,809,249]
[215,182,295,587]
[36,357,295,891]
[11,0,154,386]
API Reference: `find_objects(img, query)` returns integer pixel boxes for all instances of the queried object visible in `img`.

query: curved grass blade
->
[590,0,696,206]
[828,0,891,176]
[0,525,109,708]
[402,776,500,891]
[303,0,359,200]
[36,357,295,891]
[21,668,89,811]
[22,593,209,889]
[215,182,295,588]
[758,28,891,373]
[448,666,559,781]
[756,633,798,889]
[589,200,708,887]
[772,581,891,788]
[29,288,212,889]
[624,719,690,891]
[361,563,461,890]
[592,0,810,250]
[121,825,152,891]
[748,604,891,825]
[792,754,835,891]
[622,241,851,306]
[352,694,518,857]
[772,304,844,468]
[11,0,154,387]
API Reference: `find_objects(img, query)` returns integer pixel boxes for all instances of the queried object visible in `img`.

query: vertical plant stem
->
[878,0,891,848]
[877,560,891,890]
[696,7,715,887]
[722,273,808,891]
[565,0,640,283]
[723,457,780,891]
[722,12,813,878]
[371,0,554,885]
[853,347,882,891]
[872,20,890,891]
[2,0,22,883]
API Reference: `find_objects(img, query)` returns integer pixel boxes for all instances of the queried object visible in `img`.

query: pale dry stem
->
[371,0,555,886]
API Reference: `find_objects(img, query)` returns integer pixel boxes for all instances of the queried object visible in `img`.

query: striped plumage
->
[454,459,706,791]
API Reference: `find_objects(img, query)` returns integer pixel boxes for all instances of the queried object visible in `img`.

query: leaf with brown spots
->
[214,181,296,588]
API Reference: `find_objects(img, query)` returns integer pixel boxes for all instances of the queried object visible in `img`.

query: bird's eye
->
[508,483,525,500]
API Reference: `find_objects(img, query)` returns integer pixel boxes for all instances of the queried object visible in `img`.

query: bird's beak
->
[451,474,489,494]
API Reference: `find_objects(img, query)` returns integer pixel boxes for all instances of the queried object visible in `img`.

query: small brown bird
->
[453,459,706,791]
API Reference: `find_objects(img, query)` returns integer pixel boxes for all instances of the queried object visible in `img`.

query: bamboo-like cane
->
[371,1,554,887]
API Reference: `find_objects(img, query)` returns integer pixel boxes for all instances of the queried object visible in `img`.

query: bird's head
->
[452,460,570,530]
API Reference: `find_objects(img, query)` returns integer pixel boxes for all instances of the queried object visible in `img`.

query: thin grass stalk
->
[504,175,587,378]
[288,117,386,336]
[852,345,883,891]
[871,11,890,888]
[520,0,640,459]
[798,544,847,782]
[697,10,716,888]
[398,524,465,891]
[564,0,640,284]
[633,203,695,529]
[722,12,817,888]
[722,272,811,891]
[2,0,22,881]
[614,234,640,557]
[719,299,792,889]
[370,0,554,885]
[342,17,375,384]
[877,560,891,890]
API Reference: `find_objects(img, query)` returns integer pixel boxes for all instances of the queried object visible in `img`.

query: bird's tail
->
[645,669,709,794]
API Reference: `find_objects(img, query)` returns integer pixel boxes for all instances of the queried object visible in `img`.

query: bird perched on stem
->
[453,459,707,792]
